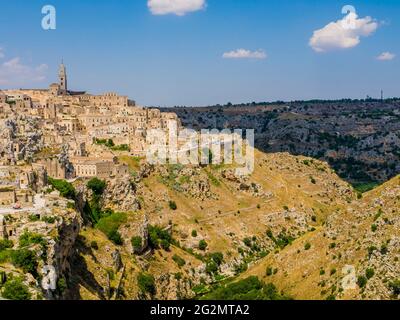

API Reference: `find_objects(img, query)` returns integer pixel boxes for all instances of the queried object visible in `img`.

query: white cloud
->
[222,49,267,60]
[148,0,205,16]
[309,12,378,53]
[376,52,395,61]
[0,57,48,86]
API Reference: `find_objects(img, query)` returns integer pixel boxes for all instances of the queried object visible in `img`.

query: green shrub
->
[11,249,38,276]
[243,237,252,247]
[191,230,197,237]
[209,252,223,266]
[137,272,156,295]
[304,242,311,250]
[172,254,186,268]
[389,280,400,295]
[357,275,368,288]
[108,230,123,246]
[87,178,106,195]
[266,267,273,276]
[205,261,218,274]
[48,178,76,199]
[168,201,177,210]
[198,240,208,251]
[371,224,377,232]
[1,278,31,300]
[41,216,56,224]
[365,268,375,280]
[201,276,290,300]
[131,236,143,252]
[90,241,98,250]
[28,215,40,222]
[0,239,13,251]
[19,232,46,248]
[57,277,68,293]
[148,225,173,250]
[160,239,170,251]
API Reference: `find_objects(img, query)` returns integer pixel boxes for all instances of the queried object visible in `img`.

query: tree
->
[1,278,31,300]
[11,249,38,277]
[87,178,106,195]
[48,178,76,199]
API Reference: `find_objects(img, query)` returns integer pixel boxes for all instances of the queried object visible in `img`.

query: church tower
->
[59,61,67,95]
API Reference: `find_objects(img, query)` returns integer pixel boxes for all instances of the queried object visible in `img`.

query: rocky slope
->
[241,175,400,300]
[164,99,400,184]
[64,149,363,300]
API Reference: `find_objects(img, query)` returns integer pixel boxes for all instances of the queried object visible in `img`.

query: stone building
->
[88,92,128,107]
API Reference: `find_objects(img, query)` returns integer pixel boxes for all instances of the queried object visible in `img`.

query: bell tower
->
[59,60,67,95]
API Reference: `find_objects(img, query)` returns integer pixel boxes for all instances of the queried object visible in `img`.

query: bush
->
[131,236,143,252]
[205,261,218,274]
[0,239,13,251]
[389,280,400,295]
[371,224,377,232]
[243,237,252,247]
[209,252,224,266]
[11,249,38,276]
[191,230,197,237]
[201,276,291,300]
[28,215,40,222]
[198,240,208,251]
[48,178,76,199]
[41,216,56,224]
[266,267,273,276]
[168,201,177,210]
[19,232,46,248]
[137,272,156,295]
[357,275,368,288]
[108,230,123,246]
[365,268,375,280]
[87,178,107,195]
[304,242,311,250]
[57,277,68,293]
[148,225,173,250]
[1,278,31,300]
[160,239,170,251]
[90,241,98,250]
[172,254,186,267]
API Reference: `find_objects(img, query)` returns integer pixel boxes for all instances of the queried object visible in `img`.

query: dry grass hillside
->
[68,149,374,300]
[241,175,400,300]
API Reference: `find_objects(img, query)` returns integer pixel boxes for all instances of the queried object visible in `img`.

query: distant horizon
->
[1,0,399,106]
[2,83,398,108]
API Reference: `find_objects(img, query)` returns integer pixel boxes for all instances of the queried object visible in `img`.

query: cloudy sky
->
[0,0,398,106]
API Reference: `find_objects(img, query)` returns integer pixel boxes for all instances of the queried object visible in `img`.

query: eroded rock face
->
[157,165,216,200]
[103,176,141,212]
[45,209,81,299]
[221,169,265,197]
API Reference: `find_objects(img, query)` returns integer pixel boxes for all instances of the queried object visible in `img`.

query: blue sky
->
[0,0,399,106]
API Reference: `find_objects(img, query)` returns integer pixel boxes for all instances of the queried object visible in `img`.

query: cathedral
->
[48,61,85,96]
